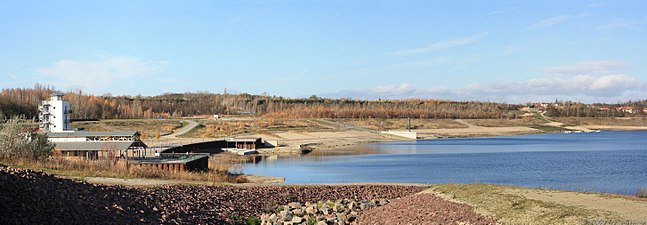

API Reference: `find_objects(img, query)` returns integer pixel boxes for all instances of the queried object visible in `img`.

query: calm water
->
[242,131,647,194]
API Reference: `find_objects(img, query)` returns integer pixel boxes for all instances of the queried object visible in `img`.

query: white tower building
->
[39,93,72,133]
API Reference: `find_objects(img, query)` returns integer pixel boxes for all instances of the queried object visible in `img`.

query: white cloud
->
[324,74,646,103]
[545,60,630,75]
[528,15,570,30]
[373,83,416,95]
[37,56,169,91]
[598,18,636,31]
[389,32,489,56]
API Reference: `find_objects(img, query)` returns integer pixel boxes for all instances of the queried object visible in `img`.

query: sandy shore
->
[236,119,647,154]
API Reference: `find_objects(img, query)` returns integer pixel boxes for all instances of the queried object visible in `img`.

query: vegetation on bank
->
[0,118,248,183]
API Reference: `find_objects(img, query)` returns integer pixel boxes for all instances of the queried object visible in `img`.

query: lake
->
[242,131,647,194]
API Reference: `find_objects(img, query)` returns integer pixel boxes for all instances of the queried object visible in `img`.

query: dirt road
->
[162,120,199,138]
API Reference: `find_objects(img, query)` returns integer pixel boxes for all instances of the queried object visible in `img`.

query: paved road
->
[164,120,199,138]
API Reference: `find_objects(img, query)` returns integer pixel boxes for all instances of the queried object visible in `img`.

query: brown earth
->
[356,193,497,225]
[0,167,422,225]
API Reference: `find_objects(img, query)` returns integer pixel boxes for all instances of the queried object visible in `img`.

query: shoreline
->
[284,124,647,154]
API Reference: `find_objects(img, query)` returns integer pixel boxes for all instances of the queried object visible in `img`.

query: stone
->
[269,213,278,223]
[292,209,303,216]
[337,212,347,222]
[287,202,302,209]
[280,210,292,221]
[316,221,327,225]
[305,206,316,214]
[320,206,330,215]
[348,202,355,210]
[291,216,303,223]
[359,202,368,210]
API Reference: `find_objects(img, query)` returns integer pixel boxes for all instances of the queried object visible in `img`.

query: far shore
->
[239,119,647,154]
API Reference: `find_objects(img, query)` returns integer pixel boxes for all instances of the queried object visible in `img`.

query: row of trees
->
[544,101,647,117]
[1,85,644,121]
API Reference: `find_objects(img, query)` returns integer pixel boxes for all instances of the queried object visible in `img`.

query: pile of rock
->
[356,193,498,225]
[259,198,390,225]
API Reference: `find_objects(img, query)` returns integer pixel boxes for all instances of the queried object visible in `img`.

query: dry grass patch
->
[466,118,546,127]
[3,156,247,183]
[431,184,620,225]
[338,118,467,130]
[553,117,647,126]
[184,118,329,138]
[638,188,647,198]
[73,119,185,138]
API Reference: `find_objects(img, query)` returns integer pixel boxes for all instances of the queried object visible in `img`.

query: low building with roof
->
[39,93,148,160]
[133,153,209,172]
[49,131,147,159]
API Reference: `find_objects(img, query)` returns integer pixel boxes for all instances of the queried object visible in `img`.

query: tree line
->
[0,85,643,121]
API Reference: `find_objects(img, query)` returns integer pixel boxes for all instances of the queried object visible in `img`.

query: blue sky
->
[1,0,646,103]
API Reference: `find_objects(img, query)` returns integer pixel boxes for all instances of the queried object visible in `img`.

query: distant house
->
[617,107,635,113]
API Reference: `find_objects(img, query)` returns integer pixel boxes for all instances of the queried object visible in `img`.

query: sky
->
[1,0,646,103]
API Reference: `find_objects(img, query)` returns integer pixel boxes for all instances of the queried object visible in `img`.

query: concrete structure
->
[38,93,148,159]
[134,153,209,172]
[160,138,264,155]
[226,138,263,150]
[49,131,147,159]
[381,130,418,139]
[38,93,72,133]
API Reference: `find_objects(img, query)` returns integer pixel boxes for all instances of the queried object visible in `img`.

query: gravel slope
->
[0,167,422,224]
[356,193,497,225]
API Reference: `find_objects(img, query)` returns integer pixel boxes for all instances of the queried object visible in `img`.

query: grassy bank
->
[430,184,647,224]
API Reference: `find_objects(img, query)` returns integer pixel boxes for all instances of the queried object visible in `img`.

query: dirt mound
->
[356,193,497,225]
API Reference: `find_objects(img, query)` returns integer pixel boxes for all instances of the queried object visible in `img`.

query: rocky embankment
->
[0,167,422,224]
[260,198,390,224]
